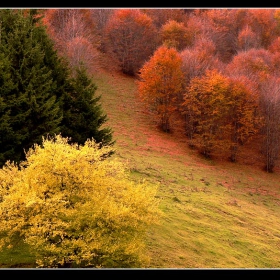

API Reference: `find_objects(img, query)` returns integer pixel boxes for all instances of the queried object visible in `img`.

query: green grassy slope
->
[1,67,280,268]
[92,69,280,268]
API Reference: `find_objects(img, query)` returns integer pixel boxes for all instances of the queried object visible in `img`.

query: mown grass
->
[1,68,280,268]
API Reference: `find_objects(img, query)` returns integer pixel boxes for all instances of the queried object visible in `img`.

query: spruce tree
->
[61,65,114,149]
[0,52,18,164]
[0,9,65,166]
[0,9,114,166]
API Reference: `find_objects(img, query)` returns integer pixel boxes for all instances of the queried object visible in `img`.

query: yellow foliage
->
[0,134,162,268]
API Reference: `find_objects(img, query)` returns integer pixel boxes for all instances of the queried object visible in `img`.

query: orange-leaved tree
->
[160,19,191,50]
[182,69,261,161]
[182,69,231,158]
[225,76,261,162]
[137,45,184,132]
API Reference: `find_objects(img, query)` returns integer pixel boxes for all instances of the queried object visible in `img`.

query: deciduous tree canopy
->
[0,134,162,268]
[137,46,184,132]
[104,9,158,75]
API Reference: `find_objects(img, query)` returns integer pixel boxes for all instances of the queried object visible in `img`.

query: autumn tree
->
[104,9,158,75]
[201,9,249,63]
[258,76,280,172]
[43,9,99,73]
[180,37,222,84]
[182,12,206,47]
[141,8,188,29]
[225,77,261,162]
[159,19,191,50]
[182,70,231,157]
[90,9,115,52]
[179,36,224,106]
[0,134,162,268]
[225,47,280,170]
[182,69,260,160]
[248,9,279,49]
[137,46,184,132]
[225,48,277,92]
[237,25,261,51]
[268,36,280,54]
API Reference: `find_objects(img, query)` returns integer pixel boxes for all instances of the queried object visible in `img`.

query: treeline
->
[0,9,113,167]
[40,8,280,172]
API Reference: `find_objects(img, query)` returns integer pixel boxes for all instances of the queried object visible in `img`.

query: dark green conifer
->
[61,65,114,148]
[0,9,65,165]
[0,9,114,166]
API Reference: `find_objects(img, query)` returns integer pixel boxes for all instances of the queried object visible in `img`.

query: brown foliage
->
[42,9,99,73]
[225,48,277,91]
[237,25,261,51]
[160,20,191,51]
[180,38,223,90]
[248,9,280,49]
[104,9,158,76]
[258,76,280,172]
[141,8,188,28]
[200,9,249,62]
[182,70,260,160]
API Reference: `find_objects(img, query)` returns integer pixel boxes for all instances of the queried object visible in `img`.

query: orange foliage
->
[137,46,184,132]
[237,25,261,51]
[268,37,280,53]
[182,69,260,161]
[141,8,188,28]
[248,9,279,48]
[226,77,261,161]
[182,69,230,157]
[160,20,191,50]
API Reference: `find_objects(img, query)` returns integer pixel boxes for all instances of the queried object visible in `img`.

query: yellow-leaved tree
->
[0,134,162,268]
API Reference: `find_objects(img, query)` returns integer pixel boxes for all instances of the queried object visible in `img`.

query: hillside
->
[91,64,280,268]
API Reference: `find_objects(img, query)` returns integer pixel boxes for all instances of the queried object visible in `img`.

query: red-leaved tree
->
[104,9,158,75]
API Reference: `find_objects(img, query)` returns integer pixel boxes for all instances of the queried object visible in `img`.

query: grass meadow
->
[1,68,280,268]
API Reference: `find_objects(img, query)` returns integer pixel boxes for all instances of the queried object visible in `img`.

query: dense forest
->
[1,8,280,172]
[41,8,280,173]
